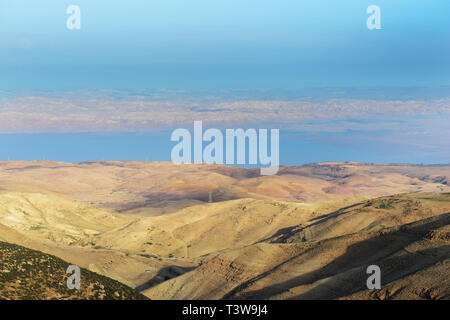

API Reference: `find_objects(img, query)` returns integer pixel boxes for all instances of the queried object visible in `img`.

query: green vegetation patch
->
[375,203,394,209]
[0,241,149,300]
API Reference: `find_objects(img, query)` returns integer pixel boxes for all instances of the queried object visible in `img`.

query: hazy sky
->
[0,1,449,164]
[1,0,449,89]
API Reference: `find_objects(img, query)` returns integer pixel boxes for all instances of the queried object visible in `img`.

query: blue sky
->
[0,0,449,89]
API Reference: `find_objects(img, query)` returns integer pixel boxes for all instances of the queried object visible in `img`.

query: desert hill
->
[0,192,188,288]
[0,161,448,213]
[142,193,450,300]
[0,192,129,245]
[0,161,449,300]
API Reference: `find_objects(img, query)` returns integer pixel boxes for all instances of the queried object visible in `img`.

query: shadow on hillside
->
[135,265,196,292]
[289,244,450,300]
[114,190,243,212]
[308,201,366,222]
[264,201,365,244]
[223,212,450,300]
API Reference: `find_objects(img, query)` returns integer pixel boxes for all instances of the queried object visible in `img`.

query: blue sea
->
[0,131,446,165]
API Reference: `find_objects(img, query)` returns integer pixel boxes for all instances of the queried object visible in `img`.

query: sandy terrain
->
[0,161,448,299]
[0,161,448,211]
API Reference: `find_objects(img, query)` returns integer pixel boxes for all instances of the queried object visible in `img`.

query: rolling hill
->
[0,161,449,300]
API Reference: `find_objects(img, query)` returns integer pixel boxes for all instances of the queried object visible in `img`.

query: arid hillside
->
[142,193,450,300]
[0,161,449,300]
[0,161,448,212]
